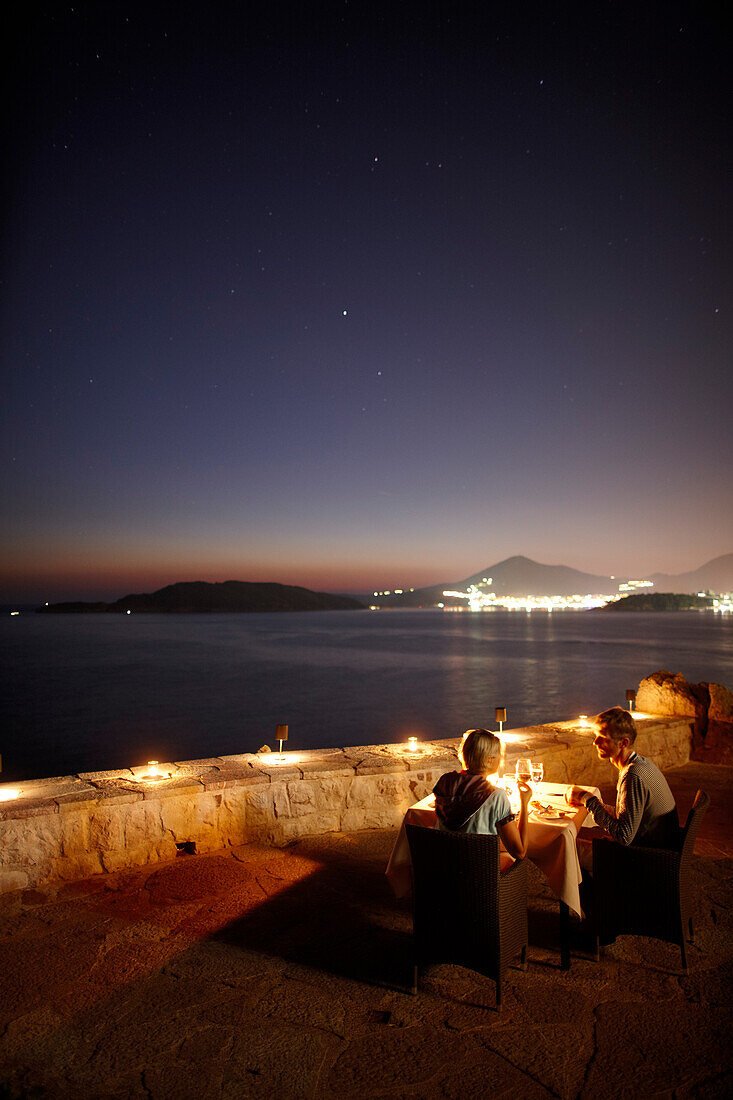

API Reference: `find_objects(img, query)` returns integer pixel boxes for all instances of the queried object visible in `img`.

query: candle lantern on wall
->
[625,690,636,712]
[495,707,507,734]
[276,724,288,758]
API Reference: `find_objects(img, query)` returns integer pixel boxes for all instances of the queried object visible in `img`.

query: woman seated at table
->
[433,729,532,860]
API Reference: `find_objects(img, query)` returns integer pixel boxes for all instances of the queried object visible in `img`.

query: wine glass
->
[531,761,544,788]
[515,757,532,784]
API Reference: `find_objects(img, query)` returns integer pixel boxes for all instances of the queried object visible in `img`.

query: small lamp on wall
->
[625,689,636,712]
[495,707,507,734]
[276,724,288,758]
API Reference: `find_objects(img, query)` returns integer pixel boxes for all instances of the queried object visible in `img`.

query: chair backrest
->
[680,790,710,863]
[406,825,502,962]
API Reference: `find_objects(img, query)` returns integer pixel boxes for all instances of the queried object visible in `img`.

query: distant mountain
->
[374,553,733,607]
[375,555,615,606]
[38,580,365,614]
[648,554,733,595]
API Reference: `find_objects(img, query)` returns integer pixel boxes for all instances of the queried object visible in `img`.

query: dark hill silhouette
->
[377,555,614,606]
[600,592,714,611]
[39,580,365,614]
[375,553,733,607]
[648,553,733,595]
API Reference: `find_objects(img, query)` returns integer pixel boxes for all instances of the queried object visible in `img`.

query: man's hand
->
[566,784,590,807]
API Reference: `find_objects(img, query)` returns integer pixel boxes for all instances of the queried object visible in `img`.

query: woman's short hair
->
[459,728,502,774]
[596,706,638,744]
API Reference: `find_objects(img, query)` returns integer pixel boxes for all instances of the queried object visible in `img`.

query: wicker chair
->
[592,790,710,969]
[405,824,528,1008]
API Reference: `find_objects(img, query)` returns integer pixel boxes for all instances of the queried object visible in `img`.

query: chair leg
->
[560,900,571,970]
[680,939,688,971]
[520,944,527,971]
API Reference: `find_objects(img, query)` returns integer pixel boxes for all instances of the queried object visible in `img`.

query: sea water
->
[1,609,731,782]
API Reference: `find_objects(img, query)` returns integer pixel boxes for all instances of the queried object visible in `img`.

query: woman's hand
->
[517,780,533,806]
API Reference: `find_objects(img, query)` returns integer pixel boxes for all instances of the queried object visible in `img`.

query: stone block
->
[255,762,302,781]
[272,783,291,820]
[705,681,733,723]
[9,776,81,794]
[89,784,144,805]
[79,769,135,782]
[218,753,264,767]
[54,789,101,811]
[0,816,62,880]
[217,789,251,846]
[201,773,248,791]
[141,778,205,800]
[297,760,355,779]
[285,778,348,818]
[60,809,91,856]
[277,811,341,842]
[89,807,125,852]
[159,793,220,848]
[52,850,104,880]
[243,785,277,831]
[341,773,417,831]
[352,753,409,775]
[0,798,59,821]
[0,870,30,894]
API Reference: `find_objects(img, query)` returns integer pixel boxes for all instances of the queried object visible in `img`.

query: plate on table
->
[530,801,575,822]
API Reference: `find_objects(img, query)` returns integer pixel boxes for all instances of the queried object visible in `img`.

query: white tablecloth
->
[386,782,601,917]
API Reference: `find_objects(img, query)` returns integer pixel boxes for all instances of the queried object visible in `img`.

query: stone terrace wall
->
[0,715,693,894]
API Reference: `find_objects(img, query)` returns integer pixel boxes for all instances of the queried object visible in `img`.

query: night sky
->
[3,1,731,603]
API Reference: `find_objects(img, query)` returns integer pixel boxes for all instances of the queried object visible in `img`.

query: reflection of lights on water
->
[0,787,20,802]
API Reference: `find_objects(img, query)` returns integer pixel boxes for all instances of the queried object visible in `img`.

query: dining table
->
[386,780,601,969]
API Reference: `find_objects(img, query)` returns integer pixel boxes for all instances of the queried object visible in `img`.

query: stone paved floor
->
[0,763,731,1099]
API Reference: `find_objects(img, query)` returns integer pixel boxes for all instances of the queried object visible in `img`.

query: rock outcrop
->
[637,670,732,763]
[701,680,733,764]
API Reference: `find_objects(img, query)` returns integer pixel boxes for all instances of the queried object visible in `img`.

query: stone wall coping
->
[0,716,691,824]
[0,714,696,894]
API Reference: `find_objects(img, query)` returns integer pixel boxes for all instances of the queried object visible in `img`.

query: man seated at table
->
[433,729,532,860]
[567,706,680,849]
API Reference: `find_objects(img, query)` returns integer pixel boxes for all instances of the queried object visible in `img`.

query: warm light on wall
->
[256,751,304,766]
[0,787,20,802]
[407,737,418,752]
[133,760,173,781]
